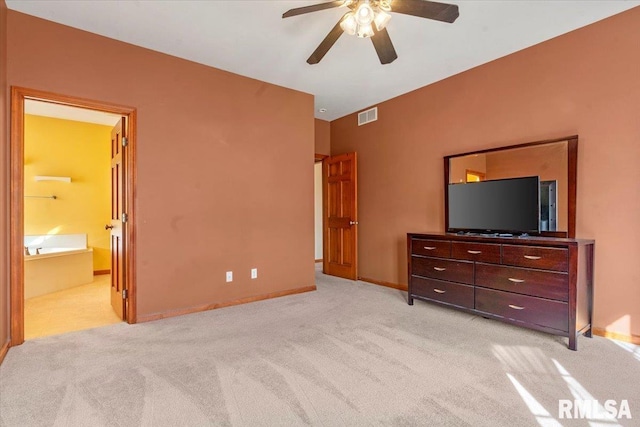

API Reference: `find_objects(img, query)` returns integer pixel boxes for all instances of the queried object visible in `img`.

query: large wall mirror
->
[444,136,578,238]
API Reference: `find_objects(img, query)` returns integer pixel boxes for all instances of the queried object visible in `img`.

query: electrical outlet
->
[226,271,233,282]
[251,268,258,279]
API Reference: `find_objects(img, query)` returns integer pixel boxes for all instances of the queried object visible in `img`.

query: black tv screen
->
[447,176,540,234]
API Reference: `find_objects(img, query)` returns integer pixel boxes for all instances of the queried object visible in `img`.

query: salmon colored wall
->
[7,11,315,319]
[0,0,9,353]
[314,119,331,156]
[331,7,640,338]
[24,115,112,271]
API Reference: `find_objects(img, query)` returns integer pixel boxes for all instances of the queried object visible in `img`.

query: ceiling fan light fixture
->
[377,0,392,12]
[355,2,374,26]
[340,12,358,35]
[356,23,374,38]
[373,10,391,31]
[282,0,459,65]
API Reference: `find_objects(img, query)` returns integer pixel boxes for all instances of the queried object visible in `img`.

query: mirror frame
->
[444,135,578,238]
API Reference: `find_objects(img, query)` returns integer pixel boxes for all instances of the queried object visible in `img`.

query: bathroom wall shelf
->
[34,176,71,183]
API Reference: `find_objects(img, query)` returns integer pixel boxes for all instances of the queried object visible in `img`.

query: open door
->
[109,118,127,320]
[323,152,358,280]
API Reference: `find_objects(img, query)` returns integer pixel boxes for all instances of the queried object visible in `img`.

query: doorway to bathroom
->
[10,87,137,346]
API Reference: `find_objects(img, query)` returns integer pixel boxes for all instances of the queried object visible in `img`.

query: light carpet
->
[1,269,639,426]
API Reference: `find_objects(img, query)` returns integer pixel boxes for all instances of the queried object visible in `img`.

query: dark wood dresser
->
[407,233,594,350]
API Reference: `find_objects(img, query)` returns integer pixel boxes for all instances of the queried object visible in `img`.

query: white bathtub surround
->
[24,234,94,299]
[32,248,85,256]
[24,233,87,251]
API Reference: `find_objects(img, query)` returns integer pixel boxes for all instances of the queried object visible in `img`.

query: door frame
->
[9,86,138,346]
[314,154,328,263]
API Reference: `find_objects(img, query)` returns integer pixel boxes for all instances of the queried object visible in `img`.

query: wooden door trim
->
[315,153,328,162]
[9,86,137,346]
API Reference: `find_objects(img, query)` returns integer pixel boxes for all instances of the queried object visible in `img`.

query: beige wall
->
[6,11,315,319]
[0,0,9,354]
[331,7,640,338]
[314,163,323,260]
[314,119,330,156]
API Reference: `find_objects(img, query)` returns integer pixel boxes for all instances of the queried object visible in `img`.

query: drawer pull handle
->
[433,289,446,294]
[423,246,436,250]
[508,304,525,310]
[433,267,447,272]
[508,278,525,283]
[467,250,482,254]
[524,255,542,260]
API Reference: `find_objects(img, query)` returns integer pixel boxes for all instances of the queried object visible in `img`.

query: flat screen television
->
[447,176,540,235]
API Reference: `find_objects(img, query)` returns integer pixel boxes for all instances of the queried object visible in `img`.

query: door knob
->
[105,224,114,230]
[349,221,358,225]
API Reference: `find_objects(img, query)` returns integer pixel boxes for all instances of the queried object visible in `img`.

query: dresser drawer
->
[411,277,474,309]
[451,242,501,263]
[411,239,451,258]
[502,245,568,272]
[475,288,568,332]
[412,256,473,284]
[476,263,568,301]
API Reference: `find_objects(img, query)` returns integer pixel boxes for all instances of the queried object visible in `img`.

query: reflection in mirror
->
[540,180,557,231]
[446,137,577,237]
[465,169,485,183]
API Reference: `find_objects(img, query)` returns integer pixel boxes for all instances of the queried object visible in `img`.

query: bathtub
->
[26,247,89,257]
[24,234,95,299]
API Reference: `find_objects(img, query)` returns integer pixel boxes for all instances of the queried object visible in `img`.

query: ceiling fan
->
[282,0,459,65]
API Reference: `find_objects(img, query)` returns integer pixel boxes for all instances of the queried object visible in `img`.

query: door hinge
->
[122,137,128,147]
[122,289,128,299]
[122,213,128,223]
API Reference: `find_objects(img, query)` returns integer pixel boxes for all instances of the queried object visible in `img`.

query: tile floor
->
[24,274,122,340]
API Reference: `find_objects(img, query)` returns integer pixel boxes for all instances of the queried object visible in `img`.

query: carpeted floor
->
[1,269,639,426]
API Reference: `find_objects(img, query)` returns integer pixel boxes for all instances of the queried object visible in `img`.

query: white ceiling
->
[25,100,122,126]
[7,1,640,121]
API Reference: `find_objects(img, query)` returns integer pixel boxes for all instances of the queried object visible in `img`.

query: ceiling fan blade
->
[307,20,344,64]
[283,1,345,18]
[371,27,397,64]
[391,0,459,23]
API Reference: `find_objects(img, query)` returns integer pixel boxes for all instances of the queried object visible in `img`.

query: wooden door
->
[323,152,358,280]
[109,118,126,320]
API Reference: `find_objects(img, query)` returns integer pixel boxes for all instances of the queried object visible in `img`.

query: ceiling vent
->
[358,107,378,126]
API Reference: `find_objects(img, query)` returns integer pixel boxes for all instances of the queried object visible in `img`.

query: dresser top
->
[408,232,594,246]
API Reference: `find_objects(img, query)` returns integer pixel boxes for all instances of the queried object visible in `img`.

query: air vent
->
[358,107,378,126]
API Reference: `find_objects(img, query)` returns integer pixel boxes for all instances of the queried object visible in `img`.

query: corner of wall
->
[314,118,331,156]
